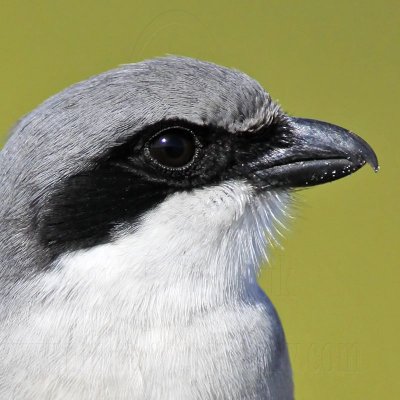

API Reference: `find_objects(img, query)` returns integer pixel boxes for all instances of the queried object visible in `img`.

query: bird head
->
[0,57,378,294]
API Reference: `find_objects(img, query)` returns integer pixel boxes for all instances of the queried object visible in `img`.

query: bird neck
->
[44,183,291,324]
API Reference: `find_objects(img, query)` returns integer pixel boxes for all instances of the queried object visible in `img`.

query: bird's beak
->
[254,117,379,188]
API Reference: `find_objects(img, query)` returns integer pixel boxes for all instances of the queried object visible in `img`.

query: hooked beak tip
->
[346,129,379,173]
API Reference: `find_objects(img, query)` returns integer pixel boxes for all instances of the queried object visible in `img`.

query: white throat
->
[54,181,291,318]
[1,181,294,399]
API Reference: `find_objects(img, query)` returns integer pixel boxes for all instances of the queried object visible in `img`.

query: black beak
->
[254,117,379,189]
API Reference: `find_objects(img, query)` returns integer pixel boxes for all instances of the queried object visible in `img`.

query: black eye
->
[146,127,197,168]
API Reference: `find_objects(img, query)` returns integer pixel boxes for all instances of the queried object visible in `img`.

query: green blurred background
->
[1,1,398,398]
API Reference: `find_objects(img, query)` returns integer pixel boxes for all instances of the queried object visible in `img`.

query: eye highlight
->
[145,126,198,168]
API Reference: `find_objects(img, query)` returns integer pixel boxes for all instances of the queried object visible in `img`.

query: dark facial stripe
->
[37,118,290,260]
[38,165,171,259]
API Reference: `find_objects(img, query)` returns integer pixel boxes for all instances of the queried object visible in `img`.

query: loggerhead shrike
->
[0,57,378,399]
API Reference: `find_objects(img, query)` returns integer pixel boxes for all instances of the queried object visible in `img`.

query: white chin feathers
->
[51,180,293,302]
[192,181,293,278]
[114,180,293,272]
